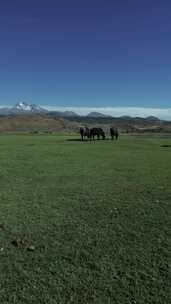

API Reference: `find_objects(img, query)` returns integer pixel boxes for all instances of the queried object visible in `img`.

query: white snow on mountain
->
[14,102,47,113]
[16,102,32,111]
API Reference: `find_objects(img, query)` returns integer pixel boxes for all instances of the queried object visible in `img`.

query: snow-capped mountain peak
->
[13,102,47,113]
[16,102,32,111]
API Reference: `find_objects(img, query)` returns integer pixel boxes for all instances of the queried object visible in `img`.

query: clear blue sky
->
[0,0,171,108]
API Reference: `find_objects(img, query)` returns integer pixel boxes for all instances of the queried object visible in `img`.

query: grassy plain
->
[0,134,171,303]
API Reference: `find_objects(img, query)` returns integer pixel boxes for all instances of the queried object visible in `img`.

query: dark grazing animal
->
[110,127,119,140]
[80,127,90,141]
[90,128,105,140]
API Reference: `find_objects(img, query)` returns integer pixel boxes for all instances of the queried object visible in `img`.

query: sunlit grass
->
[0,134,171,303]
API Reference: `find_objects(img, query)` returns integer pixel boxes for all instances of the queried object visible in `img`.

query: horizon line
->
[44,106,171,120]
[0,105,171,120]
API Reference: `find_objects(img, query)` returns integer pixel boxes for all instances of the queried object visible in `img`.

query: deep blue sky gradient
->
[0,0,171,107]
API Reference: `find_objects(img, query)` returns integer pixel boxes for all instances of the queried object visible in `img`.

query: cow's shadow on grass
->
[66,138,83,142]
[66,138,111,142]
[160,145,171,148]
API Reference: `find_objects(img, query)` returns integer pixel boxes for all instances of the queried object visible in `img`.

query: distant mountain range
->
[0,102,47,115]
[87,111,112,118]
[0,102,165,123]
[0,102,81,117]
[0,102,171,133]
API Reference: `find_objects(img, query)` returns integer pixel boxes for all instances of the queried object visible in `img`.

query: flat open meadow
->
[0,134,171,304]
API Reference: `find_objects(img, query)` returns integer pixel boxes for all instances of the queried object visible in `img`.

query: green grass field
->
[0,134,171,304]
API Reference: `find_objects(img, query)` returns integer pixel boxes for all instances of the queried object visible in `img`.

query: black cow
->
[90,128,105,140]
[80,127,90,141]
[110,127,119,140]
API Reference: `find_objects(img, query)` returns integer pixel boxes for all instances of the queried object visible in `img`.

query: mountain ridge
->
[0,102,169,122]
[0,102,47,115]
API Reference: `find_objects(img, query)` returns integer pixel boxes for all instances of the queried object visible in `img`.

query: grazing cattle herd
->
[80,126,119,141]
